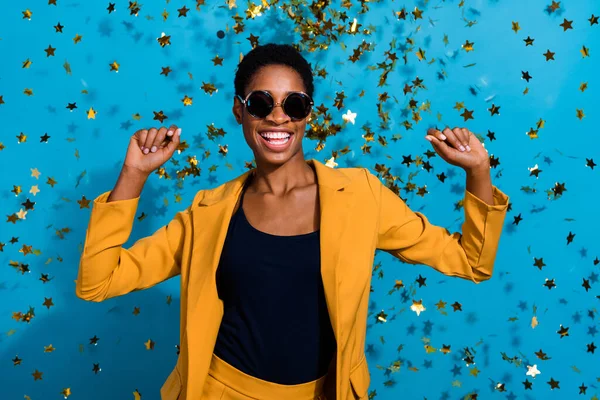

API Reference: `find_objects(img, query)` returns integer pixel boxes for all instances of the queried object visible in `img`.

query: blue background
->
[1,0,599,399]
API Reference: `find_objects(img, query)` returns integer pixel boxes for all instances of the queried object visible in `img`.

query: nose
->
[265,102,289,123]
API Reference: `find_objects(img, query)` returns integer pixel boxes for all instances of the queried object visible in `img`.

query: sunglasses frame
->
[235,90,314,121]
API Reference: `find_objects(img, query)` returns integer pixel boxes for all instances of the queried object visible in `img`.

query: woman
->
[76,43,510,400]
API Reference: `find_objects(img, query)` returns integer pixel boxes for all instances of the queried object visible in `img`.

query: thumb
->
[429,134,450,152]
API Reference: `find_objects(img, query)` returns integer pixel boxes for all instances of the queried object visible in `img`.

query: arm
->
[465,166,494,206]
[75,168,190,302]
[364,168,510,283]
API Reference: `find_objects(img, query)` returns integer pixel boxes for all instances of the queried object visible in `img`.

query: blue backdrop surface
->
[1,0,599,399]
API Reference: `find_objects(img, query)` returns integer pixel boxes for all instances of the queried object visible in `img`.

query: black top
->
[213,177,336,384]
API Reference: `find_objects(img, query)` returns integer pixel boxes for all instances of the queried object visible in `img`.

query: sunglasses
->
[236,90,314,121]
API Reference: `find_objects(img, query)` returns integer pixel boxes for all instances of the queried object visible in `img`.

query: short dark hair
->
[234,43,315,100]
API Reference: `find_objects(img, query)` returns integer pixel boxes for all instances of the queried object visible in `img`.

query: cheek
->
[241,121,259,144]
[247,121,260,136]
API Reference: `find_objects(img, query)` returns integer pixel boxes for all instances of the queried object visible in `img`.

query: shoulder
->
[333,165,375,178]
[336,166,381,199]
[343,166,378,184]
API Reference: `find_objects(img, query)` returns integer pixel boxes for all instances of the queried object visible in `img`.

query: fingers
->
[164,127,181,155]
[138,125,179,154]
[152,125,177,151]
[141,128,157,154]
[452,127,471,152]
[442,127,465,152]
[426,127,452,149]
[145,127,165,154]
[459,128,472,152]
[427,127,471,152]
[135,129,148,151]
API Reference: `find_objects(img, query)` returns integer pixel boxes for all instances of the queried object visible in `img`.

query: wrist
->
[121,165,150,182]
[465,164,490,177]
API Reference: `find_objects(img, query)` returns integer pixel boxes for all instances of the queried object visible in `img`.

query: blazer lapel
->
[184,158,357,399]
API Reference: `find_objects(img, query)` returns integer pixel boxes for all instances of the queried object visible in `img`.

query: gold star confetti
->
[462,40,474,52]
[44,344,56,352]
[488,104,501,116]
[44,45,56,57]
[212,55,224,66]
[182,95,193,106]
[580,45,590,58]
[524,36,535,46]
[559,18,573,31]
[44,297,54,309]
[201,82,218,95]
[543,49,555,61]
[412,6,423,19]
[460,108,474,121]
[410,299,426,316]
[157,32,171,47]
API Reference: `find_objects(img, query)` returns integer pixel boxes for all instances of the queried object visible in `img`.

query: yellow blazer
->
[76,158,510,400]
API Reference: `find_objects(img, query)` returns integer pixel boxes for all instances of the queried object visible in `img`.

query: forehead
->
[246,64,305,95]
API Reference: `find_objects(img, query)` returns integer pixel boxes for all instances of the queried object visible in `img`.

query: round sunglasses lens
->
[284,93,311,119]
[246,92,272,118]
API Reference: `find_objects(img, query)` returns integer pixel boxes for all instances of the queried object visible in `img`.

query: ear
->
[232,96,243,125]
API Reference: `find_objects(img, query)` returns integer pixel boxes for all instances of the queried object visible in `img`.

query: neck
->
[248,156,315,197]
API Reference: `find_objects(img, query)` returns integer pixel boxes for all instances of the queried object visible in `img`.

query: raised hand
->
[123,125,182,176]
[425,127,490,172]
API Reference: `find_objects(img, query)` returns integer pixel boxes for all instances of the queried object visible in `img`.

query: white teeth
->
[259,131,291,139]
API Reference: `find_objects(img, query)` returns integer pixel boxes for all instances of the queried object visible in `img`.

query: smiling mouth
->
[257,132,293,143]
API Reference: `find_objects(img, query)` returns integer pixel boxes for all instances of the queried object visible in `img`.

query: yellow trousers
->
[201,353,328,400]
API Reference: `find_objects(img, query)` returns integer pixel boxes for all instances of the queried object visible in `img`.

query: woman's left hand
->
[425,127,490,171]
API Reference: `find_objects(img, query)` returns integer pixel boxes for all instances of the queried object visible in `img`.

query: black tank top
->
[213,177,336,384]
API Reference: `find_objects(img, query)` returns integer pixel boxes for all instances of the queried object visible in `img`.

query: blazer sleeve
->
[75,190,190,302]
[364,168,510,283]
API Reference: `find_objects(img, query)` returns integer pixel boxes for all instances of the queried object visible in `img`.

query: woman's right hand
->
[123,125,182,176]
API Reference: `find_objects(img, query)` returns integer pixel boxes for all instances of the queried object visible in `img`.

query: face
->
[232,64,312,166]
